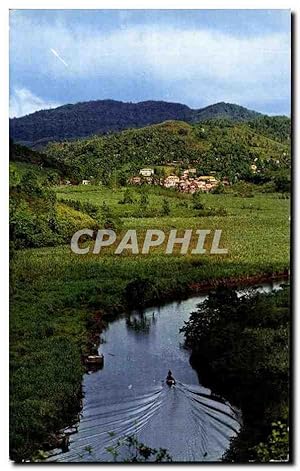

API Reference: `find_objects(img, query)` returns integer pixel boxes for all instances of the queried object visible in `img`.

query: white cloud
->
[9,88,61,118]
[9,13,290,112]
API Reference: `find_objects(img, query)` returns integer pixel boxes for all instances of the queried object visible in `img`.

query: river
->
[48,280,285,463]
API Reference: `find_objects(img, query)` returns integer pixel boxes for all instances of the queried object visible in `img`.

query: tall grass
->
[10,189,290,461]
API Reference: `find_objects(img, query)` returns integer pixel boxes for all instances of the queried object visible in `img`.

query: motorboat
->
[166,370,176,386]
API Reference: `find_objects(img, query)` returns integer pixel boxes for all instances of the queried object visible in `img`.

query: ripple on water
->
[48,287,282,462]
[49,382,240,462]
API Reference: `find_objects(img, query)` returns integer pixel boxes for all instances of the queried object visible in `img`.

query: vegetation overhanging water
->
[46,280,286,463]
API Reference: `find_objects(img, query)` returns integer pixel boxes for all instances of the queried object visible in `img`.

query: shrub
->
[161,198,171,216]
[124,278,159,308]
[192,193,205,210]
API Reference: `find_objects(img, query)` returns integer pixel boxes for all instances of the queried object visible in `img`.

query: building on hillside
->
[182,168,197,177]
[198,175,214,182]
[82,179,91,185]
[178,180,189,192]
[205,183,213,191]
[139,168,154,177]
[188,182,198,194]
[250,164,257,173]
[129,176,142,185]
[164,175,180,188]
[195,180,207,191]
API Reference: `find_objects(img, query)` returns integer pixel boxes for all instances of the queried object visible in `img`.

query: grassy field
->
[10,184,290,461]
[55,185,289,266]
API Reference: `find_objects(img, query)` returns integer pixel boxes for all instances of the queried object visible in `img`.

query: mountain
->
[9,99,263,148]
[191,102,261,123]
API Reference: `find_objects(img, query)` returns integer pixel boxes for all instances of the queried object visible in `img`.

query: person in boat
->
[166,370,176,384]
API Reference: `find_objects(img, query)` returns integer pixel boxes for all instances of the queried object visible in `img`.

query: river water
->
[49,280,285,463]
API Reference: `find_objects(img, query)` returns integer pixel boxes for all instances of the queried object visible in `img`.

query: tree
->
[273,171,290,193]
[10,171,58,249]
[117,170,129,186]
[100,201,120,230]
[253,421,289,462]
[20,170,40,195]
[161,198,171,216]
[192,192,204,210]
[211,182,225,194]
[181,286,290,463]
[119,189,134,204]
[124,278,158,308]
[46,172,60,186]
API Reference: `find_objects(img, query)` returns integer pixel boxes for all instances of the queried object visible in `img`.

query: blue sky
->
[9,9,291,118]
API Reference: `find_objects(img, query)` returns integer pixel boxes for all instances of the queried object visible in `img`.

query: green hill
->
[247,115,291,144]
[43,118,290,183]
[9,99,263,148]
[191,102,261,122]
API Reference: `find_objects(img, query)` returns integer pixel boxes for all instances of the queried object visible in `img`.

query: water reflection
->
[48,281,286,463]
[126,311,157,333]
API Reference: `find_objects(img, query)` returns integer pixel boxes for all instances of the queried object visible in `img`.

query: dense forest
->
[10,100,263,148]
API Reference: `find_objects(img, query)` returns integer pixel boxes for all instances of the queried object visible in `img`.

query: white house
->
[164,175,180,188]
[139,168,154,177]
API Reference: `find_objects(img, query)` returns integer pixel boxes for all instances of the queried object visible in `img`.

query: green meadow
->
[10,182,290,461]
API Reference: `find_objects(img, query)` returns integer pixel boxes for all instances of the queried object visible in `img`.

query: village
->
[128,167,229,193]
[61,167,229,193]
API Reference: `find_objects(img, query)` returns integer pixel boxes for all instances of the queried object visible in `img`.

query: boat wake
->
[48,381,241,462]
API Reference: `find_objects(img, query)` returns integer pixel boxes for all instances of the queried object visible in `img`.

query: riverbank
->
[181,285,290,462]
[10,190,290,461]
[49,291,245,463]
[10,246,289,461]
[45,274,289,463]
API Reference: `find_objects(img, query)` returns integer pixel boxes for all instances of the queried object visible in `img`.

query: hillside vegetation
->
[10,100,262,148]
[9,171,99,250]
[42,118,290,184]
[248,116,291,144]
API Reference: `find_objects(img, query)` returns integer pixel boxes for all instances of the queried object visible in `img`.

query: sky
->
[9,9,291,118]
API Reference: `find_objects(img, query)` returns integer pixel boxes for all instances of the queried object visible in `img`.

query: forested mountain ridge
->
[190,102,261,123]
[10,99,264,148]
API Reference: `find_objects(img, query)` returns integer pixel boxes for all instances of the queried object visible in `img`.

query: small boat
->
[86,354,104,367]
[166,370,176,386]
[166,378,175,386]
